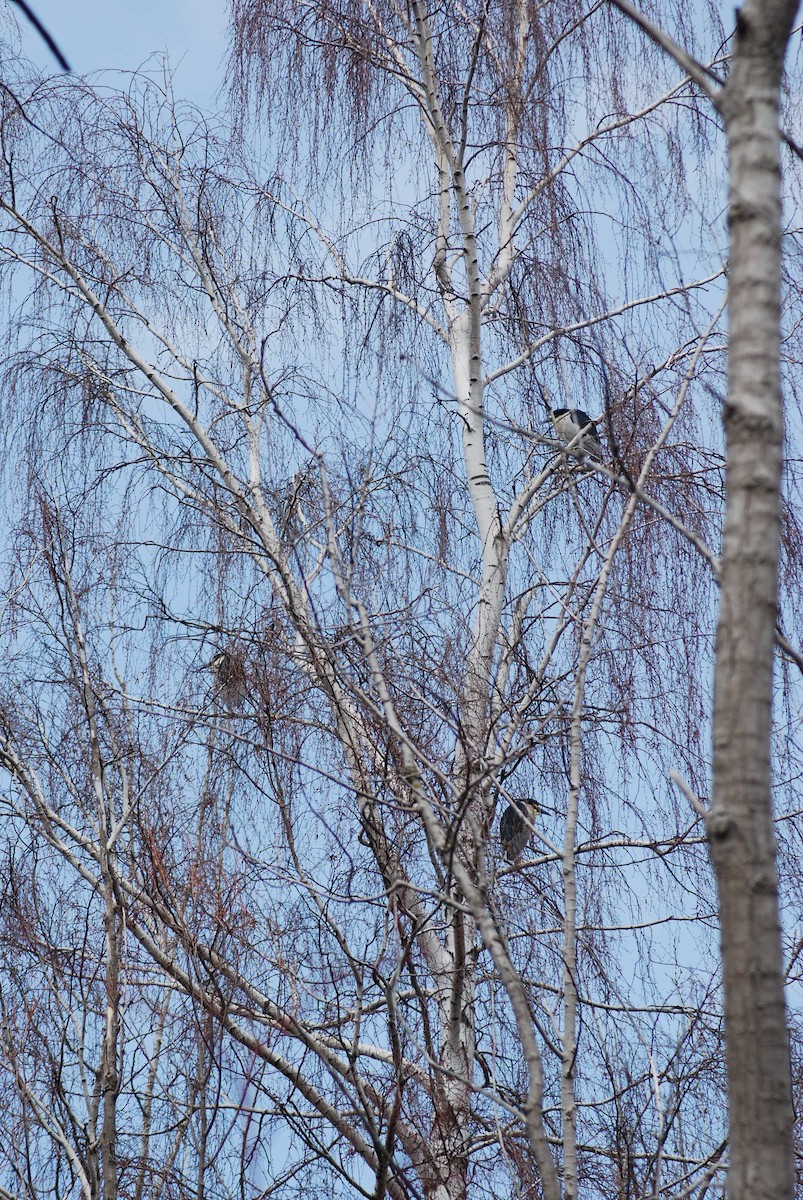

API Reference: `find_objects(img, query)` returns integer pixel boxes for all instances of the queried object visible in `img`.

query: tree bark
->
[709,3,800,1197]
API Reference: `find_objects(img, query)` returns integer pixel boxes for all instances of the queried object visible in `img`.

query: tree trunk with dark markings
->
[710,3,800,1196]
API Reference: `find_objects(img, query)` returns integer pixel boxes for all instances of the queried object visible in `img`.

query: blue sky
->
[13,0,227,108]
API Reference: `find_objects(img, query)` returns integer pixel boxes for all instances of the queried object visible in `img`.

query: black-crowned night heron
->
[550,407,603,461]
[499,799,540,862]
[204,650,248,712]
[280,464,314,543]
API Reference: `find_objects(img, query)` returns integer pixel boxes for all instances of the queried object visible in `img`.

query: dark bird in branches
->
[550,407,603,462]
[499,799,540,862]
[204,650,248,712]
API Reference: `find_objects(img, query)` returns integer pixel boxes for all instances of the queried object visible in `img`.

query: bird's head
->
[511,798,540,816]
[197,650,230,674]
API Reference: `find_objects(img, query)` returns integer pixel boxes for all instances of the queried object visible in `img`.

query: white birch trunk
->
[709,3,799,1196]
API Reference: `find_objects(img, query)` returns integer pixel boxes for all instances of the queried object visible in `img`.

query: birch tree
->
[606,2,801,1195]
[0,3,802,1199]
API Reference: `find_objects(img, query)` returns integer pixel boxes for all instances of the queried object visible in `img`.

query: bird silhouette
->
[204,649,248,712]
[499,799,540,862]
[550,407,603,461]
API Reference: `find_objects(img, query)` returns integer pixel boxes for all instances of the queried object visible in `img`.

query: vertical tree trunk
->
[99,875,120,1200]
[710,3,799,1197]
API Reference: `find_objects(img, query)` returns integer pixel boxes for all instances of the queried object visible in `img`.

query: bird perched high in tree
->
[550,407,603,461]
[204,649,248,712]
[499,799,540,862]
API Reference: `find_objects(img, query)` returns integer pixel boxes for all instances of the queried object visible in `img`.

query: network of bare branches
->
[0,3,802,1200]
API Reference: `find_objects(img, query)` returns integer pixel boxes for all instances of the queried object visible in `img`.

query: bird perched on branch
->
[550,407,603,462]
[499,799,540,862]
[280,464,314,544]
[204,649,248,712]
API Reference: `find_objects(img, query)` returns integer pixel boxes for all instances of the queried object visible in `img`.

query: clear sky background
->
[11,0,228,108]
